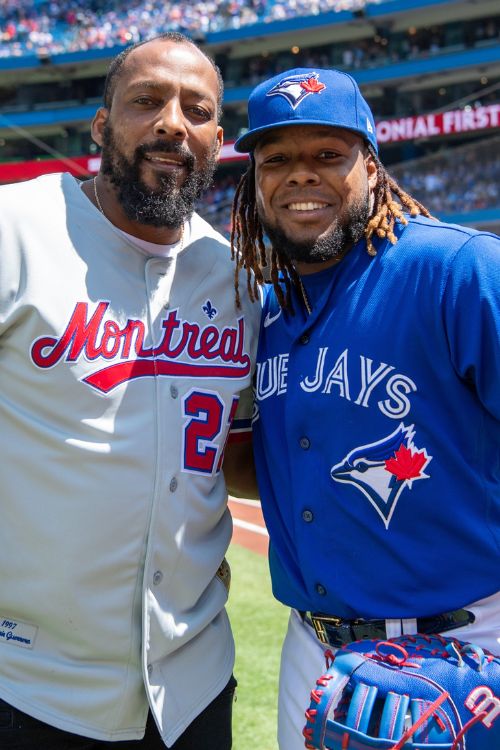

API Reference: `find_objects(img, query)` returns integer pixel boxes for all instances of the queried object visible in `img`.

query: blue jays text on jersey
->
[256,346,418,419]
[252,216,500,621]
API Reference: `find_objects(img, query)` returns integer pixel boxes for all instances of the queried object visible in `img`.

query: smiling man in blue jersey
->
[230,68,500,750]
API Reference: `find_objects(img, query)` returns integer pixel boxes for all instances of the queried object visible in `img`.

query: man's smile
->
[286,201,331,211]
[143,153,187,172]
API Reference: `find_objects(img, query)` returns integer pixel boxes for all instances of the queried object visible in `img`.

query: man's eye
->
[188,106,211,120]
[134,96,155,105]
[320,150,340,159]
[263,154,285,164]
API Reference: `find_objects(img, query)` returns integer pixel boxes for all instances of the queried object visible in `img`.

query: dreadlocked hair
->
[230,159,300,311]
[230,145,435,309]
[365,144,433,255]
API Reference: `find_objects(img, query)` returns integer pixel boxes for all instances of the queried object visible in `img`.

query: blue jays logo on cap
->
[266,71,326,110]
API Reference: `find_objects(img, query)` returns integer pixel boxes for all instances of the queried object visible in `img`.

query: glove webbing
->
[390,699,489,750]
[390,691,449,750]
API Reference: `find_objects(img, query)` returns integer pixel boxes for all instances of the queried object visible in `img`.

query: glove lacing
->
[304,638,495,750]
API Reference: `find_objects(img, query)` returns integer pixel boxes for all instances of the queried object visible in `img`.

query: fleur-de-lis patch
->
[203,300,217,320]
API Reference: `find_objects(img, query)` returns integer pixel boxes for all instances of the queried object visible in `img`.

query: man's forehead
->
[255,125,363,150]
[116,41,218,100]
[122,40,214,81]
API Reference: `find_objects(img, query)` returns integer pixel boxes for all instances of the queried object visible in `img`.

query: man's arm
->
[443,232,500,419]
[223,439,260,499]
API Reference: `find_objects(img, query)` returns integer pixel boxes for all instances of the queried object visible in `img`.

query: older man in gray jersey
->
[0,32,259,750]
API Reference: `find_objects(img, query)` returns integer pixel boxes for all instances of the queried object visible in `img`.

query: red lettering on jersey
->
[85,360,250,393]
[31,302,108,366]
[30,302,250,391]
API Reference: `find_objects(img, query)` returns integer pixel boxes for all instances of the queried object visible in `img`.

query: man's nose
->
[285,162,321,186]
[153,100,187,139]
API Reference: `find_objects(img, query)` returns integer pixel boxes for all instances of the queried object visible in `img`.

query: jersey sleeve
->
[227,384,254,443]
[0,205,22,334]
[442,231,500,420]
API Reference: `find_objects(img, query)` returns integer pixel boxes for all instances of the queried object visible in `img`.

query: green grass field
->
[226,544,289,750]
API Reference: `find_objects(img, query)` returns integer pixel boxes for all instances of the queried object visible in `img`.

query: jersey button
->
[169,477,178,492]
[153,570,163,585]
[316,583,327,596]
[170,385,178,399]
[299,436,310,450]
[302,509,314,523]
[299,333,310,345]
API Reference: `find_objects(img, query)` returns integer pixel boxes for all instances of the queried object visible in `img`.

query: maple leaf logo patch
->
[330,424,432,529]
[385,444,428,483]
[300,77,326,94]
[266,71,327,110]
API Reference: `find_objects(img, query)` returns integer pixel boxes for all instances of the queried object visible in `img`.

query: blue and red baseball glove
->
[303,633,500,749]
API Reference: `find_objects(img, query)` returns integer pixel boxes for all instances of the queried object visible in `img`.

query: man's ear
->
[214,125,223,160]
[91,107,109,148]
[365,150,378,191]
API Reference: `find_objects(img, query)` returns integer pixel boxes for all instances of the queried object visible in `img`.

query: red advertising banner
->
[0,155,101,182]
[376,103,500,144]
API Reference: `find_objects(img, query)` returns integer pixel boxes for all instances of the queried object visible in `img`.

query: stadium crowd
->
[0,0,498,96]
[0,1,498,237]
[223,16,499,90]
[390,136,500,217]
[0,0,385,57]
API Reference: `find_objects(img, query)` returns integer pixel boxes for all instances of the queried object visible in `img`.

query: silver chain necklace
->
[93,176,105,214]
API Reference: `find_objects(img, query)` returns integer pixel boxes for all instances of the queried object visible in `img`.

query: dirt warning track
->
[229,497,268,556]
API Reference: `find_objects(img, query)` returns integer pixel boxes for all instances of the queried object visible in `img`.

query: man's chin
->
[139,166,184,192]
[292,230,327,249]
[270,227,327,256]
[263,199,369,264]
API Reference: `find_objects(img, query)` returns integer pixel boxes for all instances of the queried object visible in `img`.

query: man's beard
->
[100,124,218,228]
[260,193,370,264]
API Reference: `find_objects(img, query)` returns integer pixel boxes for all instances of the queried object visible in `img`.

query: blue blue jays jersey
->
[253,216,500,619]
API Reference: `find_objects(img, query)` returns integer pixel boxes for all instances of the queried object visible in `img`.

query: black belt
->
[300,608,475,648]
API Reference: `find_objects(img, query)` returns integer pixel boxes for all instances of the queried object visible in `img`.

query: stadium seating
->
[0,0,498,234]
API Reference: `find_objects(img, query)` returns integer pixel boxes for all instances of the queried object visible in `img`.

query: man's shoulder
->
[189,211,230,249]
[403,214,498,245]
[184,213,262,318]
[388,215,500,264]
[184,213,235,278]
[0,172,69,211]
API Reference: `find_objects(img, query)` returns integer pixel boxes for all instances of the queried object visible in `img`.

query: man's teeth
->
[287,202,328,211]
[146,155,182,164]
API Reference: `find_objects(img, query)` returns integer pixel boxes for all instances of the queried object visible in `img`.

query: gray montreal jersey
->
[0,173,260,744]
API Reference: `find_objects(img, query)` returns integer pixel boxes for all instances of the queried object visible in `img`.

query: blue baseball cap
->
[234,67,378,154]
